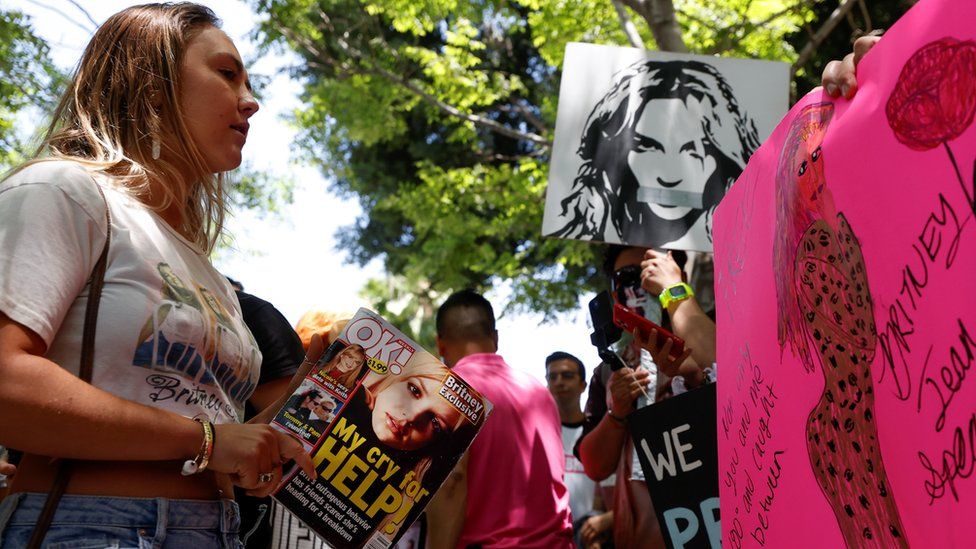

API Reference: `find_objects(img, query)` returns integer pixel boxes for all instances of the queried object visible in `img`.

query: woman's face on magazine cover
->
[371,376,462,451]
[626,97,716,221]
[336,348,364,373]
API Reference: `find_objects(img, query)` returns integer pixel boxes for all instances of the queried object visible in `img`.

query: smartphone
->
[587,292,628,371]
[612,303,686,358]
[588,291,622,350]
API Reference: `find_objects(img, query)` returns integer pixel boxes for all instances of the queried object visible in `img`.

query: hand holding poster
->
[713,0,976,546]
[542,43,788,251]
[270,309,492,548]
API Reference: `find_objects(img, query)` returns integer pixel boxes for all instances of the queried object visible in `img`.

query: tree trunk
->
[618,0,689,52]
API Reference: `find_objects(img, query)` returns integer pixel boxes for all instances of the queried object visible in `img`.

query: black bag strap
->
[26,181,111,549]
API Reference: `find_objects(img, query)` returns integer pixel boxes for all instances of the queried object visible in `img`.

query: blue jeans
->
[0,493,243,548]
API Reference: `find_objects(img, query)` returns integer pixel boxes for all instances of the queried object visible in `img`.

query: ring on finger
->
[258,471,275,484]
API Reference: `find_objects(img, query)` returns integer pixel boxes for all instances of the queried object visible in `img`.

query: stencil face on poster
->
[712,0,976,546]
[542,43,788,252]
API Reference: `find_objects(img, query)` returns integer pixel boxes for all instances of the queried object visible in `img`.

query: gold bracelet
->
[181,418,215,476]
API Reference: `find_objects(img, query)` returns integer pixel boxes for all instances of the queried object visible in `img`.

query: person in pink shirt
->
[425,290,574,549]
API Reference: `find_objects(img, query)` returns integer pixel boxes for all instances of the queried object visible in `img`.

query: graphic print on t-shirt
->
[132,262,256,420]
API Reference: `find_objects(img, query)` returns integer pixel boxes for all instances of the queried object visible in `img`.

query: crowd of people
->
[0,1,886,547]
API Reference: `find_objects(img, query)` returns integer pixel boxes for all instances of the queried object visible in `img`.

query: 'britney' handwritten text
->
[873,190,976,500]
[878,192,963,403]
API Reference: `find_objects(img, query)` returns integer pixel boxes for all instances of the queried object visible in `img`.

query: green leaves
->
[522,0,648,67]
[249,0,882,318]
[0,9,64,169]
[676,0,813,59]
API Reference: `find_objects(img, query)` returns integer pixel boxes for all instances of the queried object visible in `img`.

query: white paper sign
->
[542,42,789,252]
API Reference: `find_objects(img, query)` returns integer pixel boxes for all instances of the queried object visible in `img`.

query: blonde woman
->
[0,4,314,547]
[343,358,485,541]
[321,343,366,390]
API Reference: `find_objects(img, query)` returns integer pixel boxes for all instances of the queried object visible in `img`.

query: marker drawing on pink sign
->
[714,0,976,547]
[774,102,906,546]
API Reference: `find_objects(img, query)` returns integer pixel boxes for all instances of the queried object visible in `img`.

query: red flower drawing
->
[886,37,976,210]
[887,38,976,150]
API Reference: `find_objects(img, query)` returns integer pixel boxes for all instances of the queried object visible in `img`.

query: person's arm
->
[640,249,716,369]
[580,511,614,548]
[0,313,315,497]
[666,297,716,369]
[581,482,613,547]
[425,450,469,549]
[248,377,292,414]
[578,366,649,481]
[822,35,882,98]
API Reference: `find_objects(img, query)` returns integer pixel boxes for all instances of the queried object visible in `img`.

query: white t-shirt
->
[0,161,260,424]
[561,422,596,522]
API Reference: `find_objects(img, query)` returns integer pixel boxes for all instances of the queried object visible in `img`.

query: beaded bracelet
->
[181,418,215,476]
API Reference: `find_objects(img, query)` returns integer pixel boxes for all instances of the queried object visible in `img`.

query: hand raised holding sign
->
[822,34,882,98]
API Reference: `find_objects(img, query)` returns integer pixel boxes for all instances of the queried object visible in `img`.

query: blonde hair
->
[364,356,484,433]
[28,3,227,251]
[365,356,485,539]
[327,344,366,389]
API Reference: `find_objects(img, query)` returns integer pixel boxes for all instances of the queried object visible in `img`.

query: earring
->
[151,136,161,160]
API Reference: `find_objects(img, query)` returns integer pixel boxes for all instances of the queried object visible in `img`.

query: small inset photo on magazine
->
[272,379,343,444]
[311,340,369,400]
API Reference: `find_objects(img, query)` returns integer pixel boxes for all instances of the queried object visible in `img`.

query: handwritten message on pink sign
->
[713,0,976,546]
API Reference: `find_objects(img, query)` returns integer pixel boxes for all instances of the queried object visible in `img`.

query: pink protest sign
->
[713,0,976,547]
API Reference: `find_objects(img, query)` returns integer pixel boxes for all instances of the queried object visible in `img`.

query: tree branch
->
[25,0,95,34]
[360,56,552,146]
[611,0,646,49]
[274,16,552,148]
[476,148,547,162]
[64,0,98,31]
[793,0,860,75]
[498,102,550,135]
[857,0,873,32]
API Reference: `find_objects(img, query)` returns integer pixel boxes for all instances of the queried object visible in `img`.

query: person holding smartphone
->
[575,245,715,549]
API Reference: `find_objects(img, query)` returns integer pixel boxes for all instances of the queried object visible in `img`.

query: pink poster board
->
[713,0,976,546]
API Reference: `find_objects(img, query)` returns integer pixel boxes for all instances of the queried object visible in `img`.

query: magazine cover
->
[271,308,493,548]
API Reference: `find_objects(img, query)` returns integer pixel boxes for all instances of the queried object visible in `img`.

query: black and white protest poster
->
[542,42,788,251]
[629,383,719,549]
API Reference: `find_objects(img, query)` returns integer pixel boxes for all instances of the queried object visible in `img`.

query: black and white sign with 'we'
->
[629,383,719,549]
